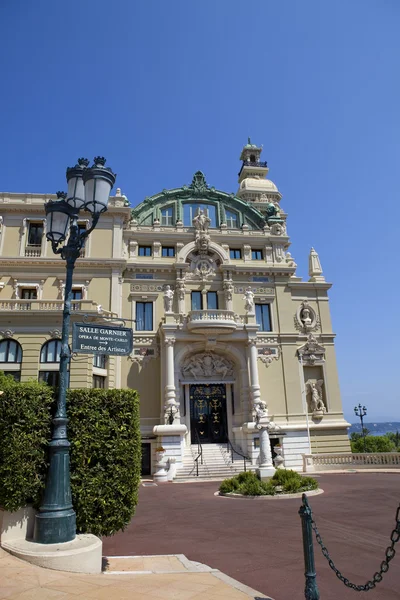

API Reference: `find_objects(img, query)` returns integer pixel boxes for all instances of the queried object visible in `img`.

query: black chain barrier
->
[299,493,400,598]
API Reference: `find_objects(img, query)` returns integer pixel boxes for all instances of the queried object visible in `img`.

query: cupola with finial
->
[237,139,281,208]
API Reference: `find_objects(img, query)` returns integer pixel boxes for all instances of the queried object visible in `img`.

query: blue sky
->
[1,1,399,421]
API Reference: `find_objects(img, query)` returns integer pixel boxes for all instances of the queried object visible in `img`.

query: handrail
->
[193,428,203,477]
[226,436,249,472]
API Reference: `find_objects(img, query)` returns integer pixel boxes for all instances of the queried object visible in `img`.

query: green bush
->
[239,479,265,496]
[0,373,53,512]
[67,388,141,537]
[219,478,238,494]
[0,378,141,537]
[299,476,319,492]
[219,469,318,496]
[351,435,395,453]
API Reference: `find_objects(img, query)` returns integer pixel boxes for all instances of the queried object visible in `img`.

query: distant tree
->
[385,431,400,450]
[350,428,370,442]
[351,435,395,453]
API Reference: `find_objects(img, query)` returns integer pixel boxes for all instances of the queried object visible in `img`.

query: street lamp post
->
[33,157,116,544]
[354,403,368,453]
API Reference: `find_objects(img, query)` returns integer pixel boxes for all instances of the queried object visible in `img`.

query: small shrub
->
[299,476,319,492]
[261,481,276,496]
[219,478,237,494]
[239,479,265,496]
[236,471,259,484]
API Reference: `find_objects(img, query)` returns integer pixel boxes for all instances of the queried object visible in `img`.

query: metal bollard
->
[299,493,320,600]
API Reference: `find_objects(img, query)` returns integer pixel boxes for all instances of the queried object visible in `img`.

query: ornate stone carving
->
[163,285,174,313]
[234,286,275,296]
[193,209,211,254]
[298,334,325,365]
[257,347,280,367]
[0,329,14,338]
[130,347,157,366]
[176,280,185,301]
[186,254,216,281]
[223,279,233,302]
[181,352,234,379]
[189,171,209,195]
[243,287,255,313]
[49,329,61,339]
[305,379,326,415]
[294,300,320,333]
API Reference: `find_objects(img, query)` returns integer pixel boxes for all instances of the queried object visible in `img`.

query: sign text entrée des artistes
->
[72,323,133,356]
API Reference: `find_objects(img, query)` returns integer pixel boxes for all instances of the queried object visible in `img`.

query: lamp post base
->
[33,509,76,545]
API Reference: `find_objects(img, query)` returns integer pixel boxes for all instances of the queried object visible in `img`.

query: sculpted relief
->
[181,352,234,380]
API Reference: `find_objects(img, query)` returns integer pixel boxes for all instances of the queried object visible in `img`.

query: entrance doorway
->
[189,384,228,444]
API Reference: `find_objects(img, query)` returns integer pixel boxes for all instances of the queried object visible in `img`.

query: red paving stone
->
[103,473,400,600]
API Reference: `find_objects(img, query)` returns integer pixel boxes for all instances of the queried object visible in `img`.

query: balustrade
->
[0,299,98,312]
[303,452,400,472]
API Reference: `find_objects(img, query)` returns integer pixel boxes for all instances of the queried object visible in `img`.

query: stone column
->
[256,424,275,479]
[248,339,261,410]
[164,336,179,423]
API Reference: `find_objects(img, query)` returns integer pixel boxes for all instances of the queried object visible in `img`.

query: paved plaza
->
[103,473,400,600]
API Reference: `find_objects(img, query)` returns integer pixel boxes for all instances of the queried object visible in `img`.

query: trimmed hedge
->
[0,373,53,512]
[219,469,318,496]
[0,375,141,537]
[68,388,141,537]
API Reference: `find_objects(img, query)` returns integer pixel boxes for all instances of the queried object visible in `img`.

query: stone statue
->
[243,287,255,313]
[163,285,174,313]
[192,209,211,233]
[223,280,233,302]
[254,401,269,423]
[177,280,185,300]
[306,380,325,413]
[300,306,312,327]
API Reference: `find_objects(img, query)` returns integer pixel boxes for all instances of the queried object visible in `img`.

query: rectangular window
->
[3,371,21,382]
[138,246,152,257]
[255,304,272,331]
[21,288,37,300]
[38,371,60,387]
[230,249,241,259]
[161,207,173,226]
[135,302,153,331]
[93,374,106,389]
[206,291,218,310]
[71,289,83,300]
[251,249,263,260]
[162,246,175,257]
[191,291,203,311]
[27,223,43,246]
[93,354,106,369]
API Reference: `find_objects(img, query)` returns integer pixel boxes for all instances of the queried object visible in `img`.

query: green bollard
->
[299,493,320,600]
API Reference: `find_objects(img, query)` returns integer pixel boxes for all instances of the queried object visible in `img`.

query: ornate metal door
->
[189,384,227,444]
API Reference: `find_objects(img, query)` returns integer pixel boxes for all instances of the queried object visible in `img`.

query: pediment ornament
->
[297,334,325,365]
[181,352,234,379]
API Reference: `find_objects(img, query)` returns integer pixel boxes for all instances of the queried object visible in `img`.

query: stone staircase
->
[174,443,252,482]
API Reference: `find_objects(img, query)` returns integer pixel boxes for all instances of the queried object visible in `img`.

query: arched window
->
[40,339,62,363]
[225,209,239,229]
[39,339,68,387]
[0,339,22,381]
[183,204,217,227]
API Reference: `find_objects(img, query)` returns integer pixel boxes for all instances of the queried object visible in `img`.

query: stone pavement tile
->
[82,584,153,600]
[105,557,146,572]
[143,556,184,572]
[6,588,71,600]
[0,582,38,600]
[43,576,100,597]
